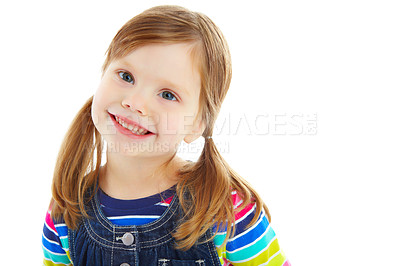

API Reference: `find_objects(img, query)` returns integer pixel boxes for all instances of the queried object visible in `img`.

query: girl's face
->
[91,42,205,157]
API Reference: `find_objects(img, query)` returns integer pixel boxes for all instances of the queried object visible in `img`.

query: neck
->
[99,150,186,200]
[99,151,185,199]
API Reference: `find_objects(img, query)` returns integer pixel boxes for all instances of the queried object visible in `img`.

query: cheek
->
[95,82,115,103]
[158,112,197,136]
[158,113,180,136]
[91,85,113,126]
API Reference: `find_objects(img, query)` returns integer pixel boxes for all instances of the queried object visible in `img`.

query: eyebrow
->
[157,78,190,96]
[118,59,190,96]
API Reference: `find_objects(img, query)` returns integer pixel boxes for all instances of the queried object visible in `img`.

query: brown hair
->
[50,5,270,251]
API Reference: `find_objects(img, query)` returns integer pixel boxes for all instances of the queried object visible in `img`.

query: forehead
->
[113,43,202,97]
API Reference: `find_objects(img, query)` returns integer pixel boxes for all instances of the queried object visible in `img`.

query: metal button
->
[121,232,134,246]
[120,263,130,266]
[159,259,170,266]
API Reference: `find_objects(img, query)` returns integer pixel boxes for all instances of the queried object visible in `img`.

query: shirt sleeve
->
[214,191,291,266]
[42,208,73,265]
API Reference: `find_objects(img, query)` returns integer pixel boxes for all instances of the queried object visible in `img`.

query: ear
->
[184,117,206,144]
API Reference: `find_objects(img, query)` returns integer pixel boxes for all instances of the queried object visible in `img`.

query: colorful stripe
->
[42,210,72,265]
[42,190,290,265]
[108,215,161,226]
[215,192,290,265]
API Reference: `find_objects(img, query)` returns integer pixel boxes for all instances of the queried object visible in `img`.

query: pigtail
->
[174,137,231,249]
[50,96,103,229]
[174,136,271,250]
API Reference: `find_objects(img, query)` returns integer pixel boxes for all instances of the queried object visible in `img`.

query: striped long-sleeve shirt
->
[42,187,290,265]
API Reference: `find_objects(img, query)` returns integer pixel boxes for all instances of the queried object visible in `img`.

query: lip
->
[108,112,155,139]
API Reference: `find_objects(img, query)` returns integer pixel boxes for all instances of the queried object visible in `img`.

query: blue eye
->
[159,91,178,101]
[118,71,134,84]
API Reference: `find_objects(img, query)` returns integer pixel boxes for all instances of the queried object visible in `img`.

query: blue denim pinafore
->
[67,188,221,266]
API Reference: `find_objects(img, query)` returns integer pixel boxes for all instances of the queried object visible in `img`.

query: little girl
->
[42,5,291,266]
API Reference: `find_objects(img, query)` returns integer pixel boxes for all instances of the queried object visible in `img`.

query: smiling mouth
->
[110,113,153,136]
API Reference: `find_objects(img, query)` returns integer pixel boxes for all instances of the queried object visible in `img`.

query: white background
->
[1,0,399,265]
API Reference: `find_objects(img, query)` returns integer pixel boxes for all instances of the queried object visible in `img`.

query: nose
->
[122,93,148,116]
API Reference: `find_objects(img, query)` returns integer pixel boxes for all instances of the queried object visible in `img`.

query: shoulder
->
[230,190,269,237]
[215,190,291,265]
[43,206,70,245]
[214,190,268,244]
[42,207,73,265]
[231,190,257,215]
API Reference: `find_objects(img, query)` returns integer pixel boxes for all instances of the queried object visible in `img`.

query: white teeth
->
[115,116,148,135]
